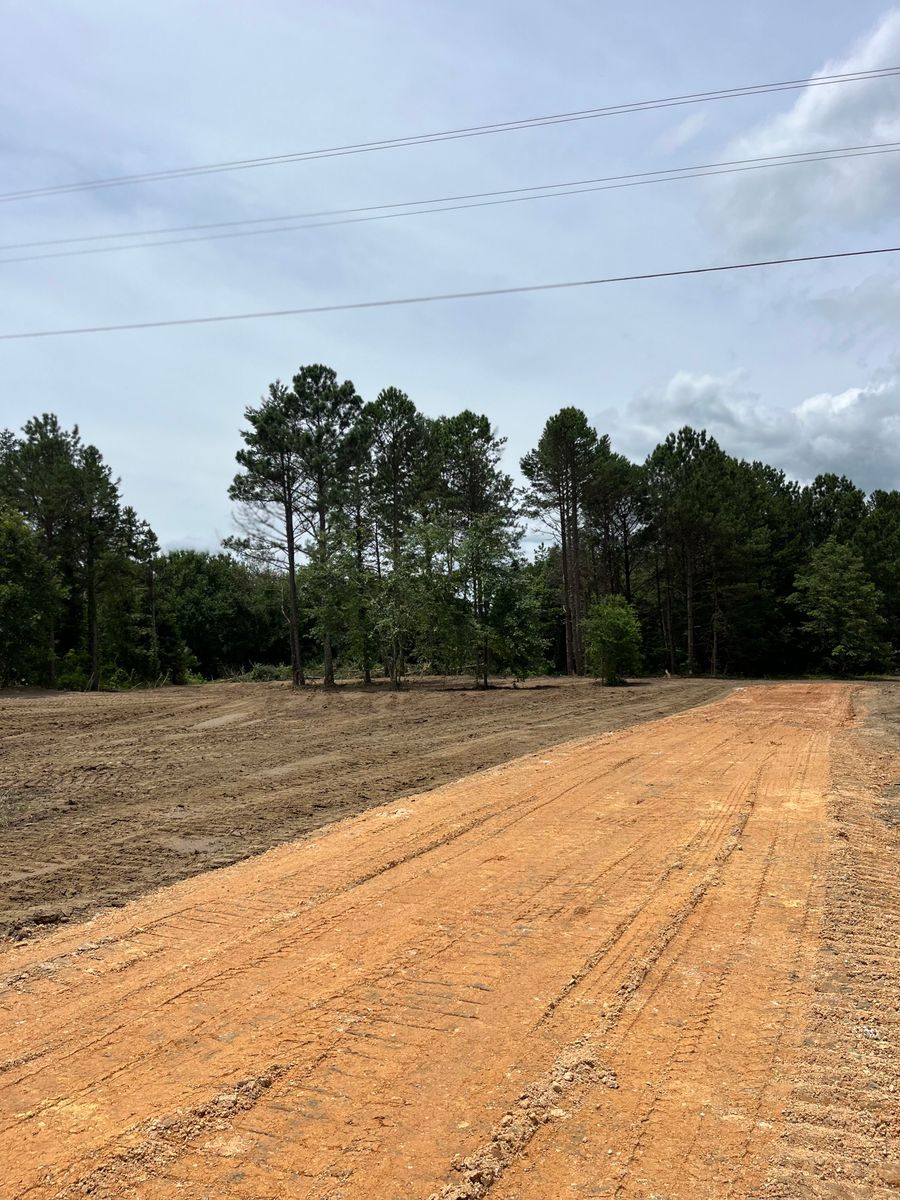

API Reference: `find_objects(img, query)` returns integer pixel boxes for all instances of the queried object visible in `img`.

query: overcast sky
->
[1,1,899,549]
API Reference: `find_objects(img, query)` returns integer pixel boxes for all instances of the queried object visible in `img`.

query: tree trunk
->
[354,503,371,685]
[318,502,336,689]
[711,620,718,677]
[559,504,575,675]
[148,558,160,678]
[47,615,57,688]
[284,501,304,687]
[621,512,633,603]
[654,557,668,666]
[389,635,400,689]
[569,488,585,674]
[603,516,617,596]
[86,541,99,691]
[323,631,335,689]
[663,546,676,673]
[588,535,600,602]
[685,548,695,676]
[711,578,720,678]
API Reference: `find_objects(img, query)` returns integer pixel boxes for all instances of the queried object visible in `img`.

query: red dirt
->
[0,675,729,940]
[1,682,896,1198]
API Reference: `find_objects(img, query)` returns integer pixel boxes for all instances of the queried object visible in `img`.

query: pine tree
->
[289,364,363,688]
[0,509,62,685]
[521,408,598,674]
[228,382,307,687]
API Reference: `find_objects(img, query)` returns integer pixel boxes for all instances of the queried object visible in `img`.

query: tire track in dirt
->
[757,683,900,1199]
[0,676,731,940]
[486,701,851,1200]
[0,683,893,1199]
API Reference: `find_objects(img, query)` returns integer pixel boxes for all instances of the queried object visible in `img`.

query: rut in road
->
[0,683,880,1199]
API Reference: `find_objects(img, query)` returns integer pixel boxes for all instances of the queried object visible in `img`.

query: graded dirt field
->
[0,682,896,1199]
[0,675,731,940]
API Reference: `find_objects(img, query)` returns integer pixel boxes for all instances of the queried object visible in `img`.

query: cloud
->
[709,9,900,252]
[655,111,708,155]
[812,272,900,341]
[601,366,900,492]
[3,5,899,548]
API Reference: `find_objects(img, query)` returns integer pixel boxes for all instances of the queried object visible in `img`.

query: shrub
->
[584,596,642,685]
[237,662,293,682]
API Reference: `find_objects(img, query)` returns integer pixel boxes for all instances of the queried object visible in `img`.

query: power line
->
[3,66,899,204]
[12,138,895,249]
[2,245,897,341]
[3,141,899,265]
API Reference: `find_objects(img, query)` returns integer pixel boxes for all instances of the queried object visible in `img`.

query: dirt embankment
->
[1,683,895,1198]
[0,675,730,940]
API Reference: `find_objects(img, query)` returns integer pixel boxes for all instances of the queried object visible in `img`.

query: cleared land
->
[0,682,896,1198]
[0,675,730,940]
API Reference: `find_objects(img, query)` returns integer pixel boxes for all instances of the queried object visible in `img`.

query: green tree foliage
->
[584,595,643,685]
[484,561,548,683]
[229,377,534,689]
[855,489,900,651]
[582,442,643,603]
[521,408,598,675]
[435,411,519,686]
[155,550,287,677]
[642,428,733,675]
[789,539,888,674]
[290,364,362,688]
[802,473,866,546]
[227,381,308,687]
[1,415,290,689]
[341,414,377,684]
[0,509,62,685]
[0,417,179,689]
[76,444,124,690]
[523,413,896,679]
[3,386,898,691]
[1,415,82,684]
[366,386,426,569]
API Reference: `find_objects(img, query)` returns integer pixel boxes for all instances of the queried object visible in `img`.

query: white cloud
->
[710,9,900,251]
[655,111,708,155]
[602,366,900,491]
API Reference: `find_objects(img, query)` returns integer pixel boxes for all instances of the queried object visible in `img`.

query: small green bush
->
[102,668,136,691]
[55,649,89,691]
[237,662,293,682]
[584,596,642,685]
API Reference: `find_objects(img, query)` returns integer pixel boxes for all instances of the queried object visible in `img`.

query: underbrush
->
[229,663,294,682]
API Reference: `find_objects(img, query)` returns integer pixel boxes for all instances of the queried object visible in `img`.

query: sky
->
[1,1,899,549]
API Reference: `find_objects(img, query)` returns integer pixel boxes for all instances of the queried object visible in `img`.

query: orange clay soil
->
[0,675,731,940]
[0,682,897,1199]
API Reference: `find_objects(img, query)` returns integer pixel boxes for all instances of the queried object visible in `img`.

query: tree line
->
[1,370,896,688]
[0,416,287,688]
[522,410,897,678]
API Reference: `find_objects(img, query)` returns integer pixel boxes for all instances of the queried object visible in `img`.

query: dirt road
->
[1,683,897,1198]
[0,676,730,940]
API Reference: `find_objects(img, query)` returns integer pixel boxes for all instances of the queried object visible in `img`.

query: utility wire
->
[9,137,895,249]
[3,141,899,265]
[3,66,899,204]
[2,245,897,341]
